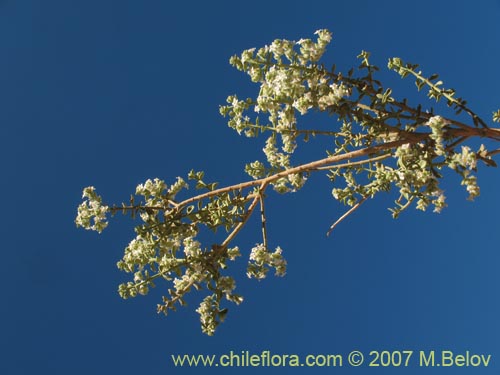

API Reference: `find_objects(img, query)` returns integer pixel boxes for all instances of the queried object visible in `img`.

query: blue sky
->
[2,1,500,374]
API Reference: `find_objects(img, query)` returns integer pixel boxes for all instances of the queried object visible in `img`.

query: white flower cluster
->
[287,172,307,191]
[263,136,290,169]
[195,274,242,336]
[118,221,244,335]
[121,235,157,270]
[224,96,252,135]
[135,177,189,222]
[172,239,205,293]
[136,177,187,204]
[260,65,306,103]
[196,295,219,336]
[244,160,266,179]
[427,115,447,156]
[448,145,477,170]
[173,271,199,294]
[135,177,167,197]
[493,109,500,123]
[331,141,450,216]
[75,187,109,233]
[183,237,202,258]
[116,219,198,299]
[448,146,480,200]
[463,175,480,200]
[297,29,333,63]
[221,29,350,193]
[394,142,446,213]
[226,246,241,261]
[331,171,362,207]
[247,243,287,280]
[217,276,236,299]
[430,191,447,213]
[317,83,350,111]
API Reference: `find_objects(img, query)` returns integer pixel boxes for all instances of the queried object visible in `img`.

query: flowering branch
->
[76,29,500,335]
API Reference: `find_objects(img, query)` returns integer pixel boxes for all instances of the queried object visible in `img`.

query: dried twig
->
[327,196,369,236]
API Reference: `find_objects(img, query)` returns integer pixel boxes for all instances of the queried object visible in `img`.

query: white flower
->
[241,48,256,65]
[427,116,447,155]
[432,193,447,213]
[183,237,201,258]
[317,83,350,110]
[75,187,109,233]
[247,244,287,279]
[314,29,333,44]
[173,274,191,292]
[196,295,218,336]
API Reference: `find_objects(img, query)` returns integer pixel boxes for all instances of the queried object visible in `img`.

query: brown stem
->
[312,153,392,171]
[220,185,266,248]
[258,189,268,249]
[327,196,369,236]
[178,139,416,208]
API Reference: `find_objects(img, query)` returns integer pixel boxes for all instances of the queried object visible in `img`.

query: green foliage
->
[76,29,500,335]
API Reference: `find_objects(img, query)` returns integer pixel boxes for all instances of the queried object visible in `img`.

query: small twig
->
[168,278,200,307]
[487,148,500,157]
[221,184,267,248]
[109,204,165,213]
[133,260,190,289]
[356,102,380,114]
[167,199,180,209]
[445,135,469,151]
[258,190,268,249]
[244,123,347,137]
[399,67,489,128]
[313,153,392,171]
[327,196,369,236]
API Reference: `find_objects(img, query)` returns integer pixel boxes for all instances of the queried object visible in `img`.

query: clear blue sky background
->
[2,1,500,374]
